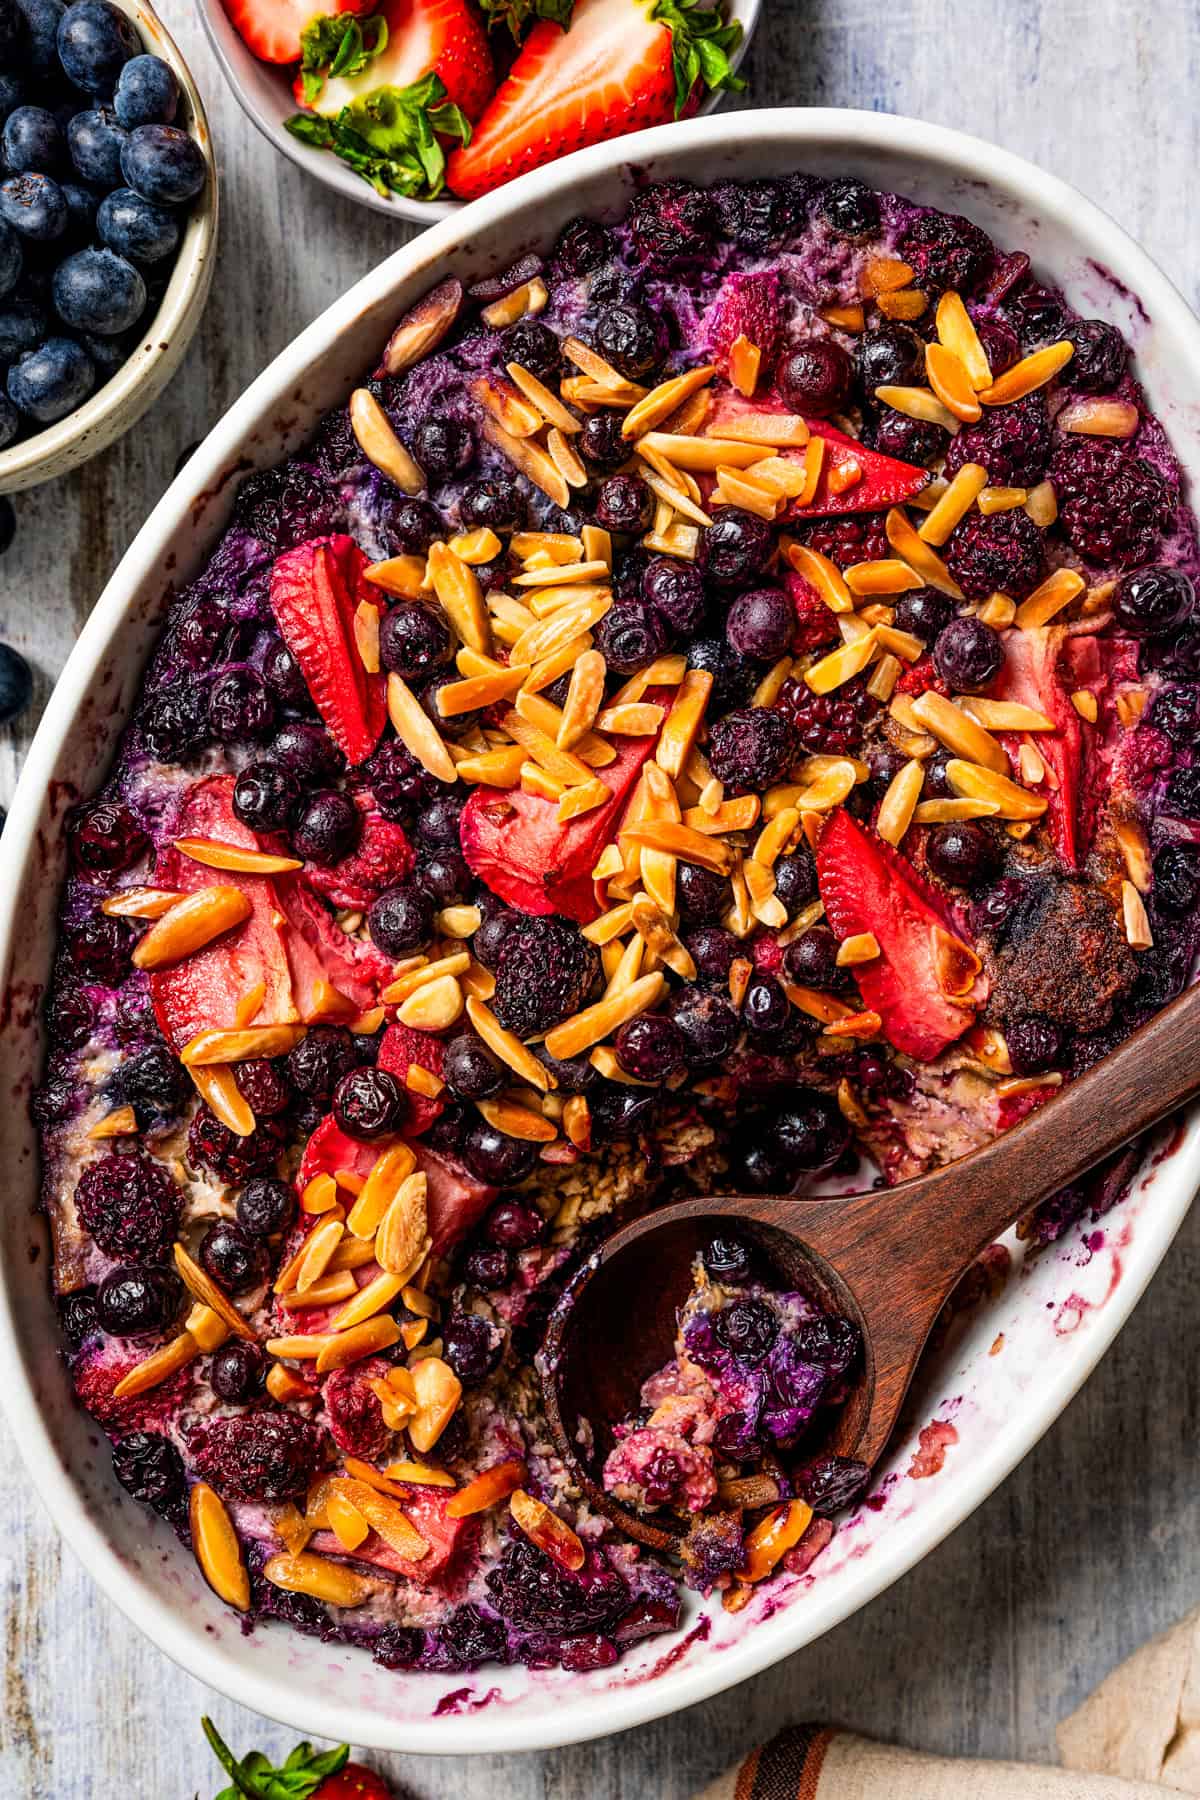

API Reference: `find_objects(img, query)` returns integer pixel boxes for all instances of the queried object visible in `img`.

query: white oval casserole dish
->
[1,108,1197,1755]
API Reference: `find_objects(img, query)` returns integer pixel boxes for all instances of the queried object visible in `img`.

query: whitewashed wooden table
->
[2,2,1200,1793]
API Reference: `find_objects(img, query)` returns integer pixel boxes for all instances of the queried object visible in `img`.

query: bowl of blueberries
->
[0,0,216,492]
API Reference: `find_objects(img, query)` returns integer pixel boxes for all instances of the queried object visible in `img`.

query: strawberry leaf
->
[479,0,573,40]
[650,0,744,116]
[296,11,388,105]
[202,1717,350,1800]
[287,74,471,199]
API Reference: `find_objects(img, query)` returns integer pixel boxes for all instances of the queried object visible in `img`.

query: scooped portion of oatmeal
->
[34,167,1200,1677]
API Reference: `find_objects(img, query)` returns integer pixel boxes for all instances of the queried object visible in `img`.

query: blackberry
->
[45,984,94,1051]
[66,799,146,873]
[68,911,132,983]
[363,738,440,819]
[485,1537,630,1634]
[111,1430,185,1512]
[231,465,337,554]
[112,1040,188,1122]
[492,914,599,1039]
[627,180,715,265]
[708,706,798,794]
[442,1311,502,1386]
[791,511,890,568]
[945,506,1045,601]
[437,1604,506,1670]
[1154,843,1200,916]
[285,1025,357,1100]
[75,1151,181,1261]
[944,392,1051,488]
[504,317,560,380]
[865,409,948,468]
[593,597,665,672]
[578,409,629,473]
[1006,283,1069,348]
[777,673,878,756]
[234,1058,292,1119]
[1050,437,1173,568]
[712,178,796,251]
[699,507,773,587]
[191,1410,322,1502]
[899,208,994,297]
[554,215,615,275]
[1063,318,1127,393]
[372,1626,425,1670]
[187,1106,289,1183]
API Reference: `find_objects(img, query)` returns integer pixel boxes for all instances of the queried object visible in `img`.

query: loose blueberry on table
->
[36,174,1200,1674]
[0,0,205,446]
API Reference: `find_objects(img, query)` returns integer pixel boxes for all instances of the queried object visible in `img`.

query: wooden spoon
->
[540,982,1200,1553]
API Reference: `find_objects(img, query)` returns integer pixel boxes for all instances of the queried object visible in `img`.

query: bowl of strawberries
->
[198,0,758,220]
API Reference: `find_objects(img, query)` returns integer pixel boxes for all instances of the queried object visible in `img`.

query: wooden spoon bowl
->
[541,981,1200,1553]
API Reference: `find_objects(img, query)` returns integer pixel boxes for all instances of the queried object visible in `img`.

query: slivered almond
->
[398,973,464,1031]
[743,859,785,928]
[653,669,712,778]
[918,462,988,545]
[88,1104,137,1139]
[622,364,716,438]
[316,1315,401,1372]
[866,652,902,702]
[354,599,381,673]
[330,1270,406,1331]
[980,340,1074,404]
[582,901,637,946]
[405,1065,444,1100]
[471,374,543,438]
[185,1303,229,1354]
[563,336,631,390]
[872,385,958,430]
[1123,879,1153,949]
[641,468,712,527]
[447,1459,526,1518]
[188,1064,255,1136]
[385,1459,454,1487]
[794,759,859,813]
[112,1330,198,1397]
[876,288,928,322]
[510,1488,585,1572]
[1014,568,1085,630]
[1025,480,1059,527]
[619,819,733,874]
[363,553,427,598]
[863,255,916,296]
[174,839,303,877]
[331,1477,430,1559]
[181,1023,305,1065]
[375,1174,429,1279]
[681,794,761,834]
[1072,689,1099,724]
[560,373,646,408]
[283,1272,358,1310]
[978,486,1028,514]
[466,994,554,1090]
[843,558,923,596]
[729,335,761,396]
[913,797,1001,822]
[639,431,769,471]
[455,745,525,787]
[436,666,528,716]
[717,413,809,448]
[946,758,1048,819]
[101,886,180,919]
[510,593,611,668]
[505,361,580,434]
[265,1333,326,1359]
[427,539,490,652]
[406,1356,463,1453]
[325,1489,370,1553]
[502,706,597,787]
[477,1095,557,1142]
[978,593,1017,627]
[795,436,826,504]
[293,1215,345,1293]
[386,672,457,783]
[481,414,570,508]
[925,342,981,422]
[821,301,866,330]
[557,779,609,823]
[1058,396,1140,437]
[631,895,695,979]
[935,290,992,389]
[1115,818,1152,892]
[911,691,1007,773]
[545,971,665,1060]
[174,1241,256,1340]
[346,1142,416,1238]
[739,1500,815,1582]
[836,932,881,967]
[711,466,778,520]
[596,702,664,736]
[804,633,878,694]
[450,527,503,565]
[875,757,925,846]
[350,389,424,493]
[480,275,547,327]
[381,278,462,374]
[960,698,1055,732]
[301,978,356,1024]
[263,1551,374,1608]
[191,1483,250,1610]
[873,624,924,663]
[751,656,794,709]
[884,507,964,597]
[556,648,606,749]
[753,806,800,868]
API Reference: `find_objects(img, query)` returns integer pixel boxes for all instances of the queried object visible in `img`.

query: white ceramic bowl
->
[2,109,1198,1756]
[197,0,759,225]
[0,0,218,495]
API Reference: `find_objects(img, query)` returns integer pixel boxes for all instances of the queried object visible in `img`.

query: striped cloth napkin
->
[695,1607,1200,1799]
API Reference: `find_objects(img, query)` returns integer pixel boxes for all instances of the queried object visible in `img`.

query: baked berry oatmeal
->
[35,171,1200,1673]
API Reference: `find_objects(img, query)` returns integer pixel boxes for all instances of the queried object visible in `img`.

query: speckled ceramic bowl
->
[1,110,1197,1754]
[0,0,218,495]
[196,0,760,226]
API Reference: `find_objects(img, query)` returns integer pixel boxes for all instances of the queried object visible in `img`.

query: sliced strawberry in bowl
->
[706,390,928,518]
[816,808,987,1061]
[702,272,785,381]
[225,0,371,65]
[995,625,1085,869]
[377,1021,446,1133]
[309,1481,472,1585]
[304,794,414,910]
[297,1115,494,1254]
[460,701,664,923]
[269,536,386,767]
[274,875,394,1018]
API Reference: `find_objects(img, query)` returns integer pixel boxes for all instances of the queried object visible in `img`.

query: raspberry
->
[323,1361,390,1460]
[485,1538,631,1634]
[777,674,879,755]
[704,271,784,375]
[944,507,1045,601]
[75,1151,182,1261]
[707,707,799,795]
[73,1337,194,1432]
[791,511,890,568]
[187,1106,290,1183]
[895,653,948,698]
[492,915,600,1039]
[190,1410,323,1502]
[1050,436,1174,568]
[899,209,994,297]
[943,392,1051,487]
[783,573,840,652]
[627,180,715,265]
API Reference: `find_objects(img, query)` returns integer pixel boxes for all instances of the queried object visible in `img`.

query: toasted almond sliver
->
[514,559,610,590]
[866,652,902,703]
[619,819,733,874]
[510,593,612,669]
[641,468,712,528]
[873,624,924,664]
[353,598,381,675]
[284,1272,359,1311]
[112,1329,198,1398]
[631,894,695,980]
[471,374,543,438]
[913,797,1002,822]
[398,972,464,1031]
[191,1482,250,1611]
[302,1171,339,1214]
[510,1488,586,1572]
[188,1064,255,1136]
[556,778,610,823]
[978,593,1017,628]
[505,361,581,434]
[680,794,761,834]
[653,669,713,778]
[783,540,852,610]
[918,461,989,546]
[925,341,982,422]
[837,931,881,966]
[480,275,547,328]
[978,486,1029,515]
[959,698,1056,732]
[1123,879,1153,949]
[330,1270,406,1332]
[380,954,468,1003]
[88,1103,138,1139]
[181,1023,306,1066]
[476,1095,557,1142]
[946,758,1048,819]
[794,758,860,815]
[363,553,427,599]
[743,859,785,928]
[427,540,490,653]
[455,745,526,788]
[436,666,529,717]
[102,886,181,919]
[1072,689,1100,724]
[596,702,665,736]
[885,507,964,598]
[875,757,926,846]
[911,691,1008,774]
[382,277,462,374]
[545,970,665,1061]
[639,431,769,472]
[350,389,424,494]
[446,1459,527,1519]
[466,994,554,1091]
[562,336,632,390]
[264,1551,374,1608]
[386,673,457,784]
[872,384,958,431]
[315,1315,401,1374]
[174,1241,256,1341]
[346,1142,416,1238]
[843,558,924,597]
[481,414,570,509]
[804,633,879,695]
[935,290,993,390]
[555,648,606,750]
[1058,397,1140,438]
[1115,817,1152,892]
[1014,568,1086,630]
[174,838,301,875]
[622,364,717,438]
[130,886,253,972]
[979,340,1074,405]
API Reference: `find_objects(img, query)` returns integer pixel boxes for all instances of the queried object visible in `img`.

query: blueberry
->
[1063,318,1127,395]
[702,1236,752,1284]
[770,1091,850,1173]
[1153,843,1200,916]
[332,1065,406,1138]
[0,642,32,722]
[592,303,662,380]
[232,759,299,833]
[412,416,473,480]
[0,303,46,364]
[594,473,652,535]
[677,861,730,924]
[0,217,21,299]
[782,924,845,990]
[714,1296,778,1364]
[53,245,145,336]
[700,507,773,587]
[1112,565,1195,637]
[383,493,442,552]
[461,1118,539,1185]
[65,106,125,185]
[614,1012,685,1082]
[926,821,1000,888]
[378,600,450,680]
[120,122,205,205]
[0,74,25,131]
[0,393,18,448]
[199,1219,268,1293]
[743,973,792,1038]
[484,1197,544,1248]
[3,106,63,174]
[236,1175,295,1238]
[444,1033,503,1101]
[0,0,22,60]
[578,409,629,473]
[210,1340,266,1404]
[291,788,359,863]
[667,988,738,1064]
[60,179,98,240]
[772,848,817,913]
[56,0,140,95]
[1005,1014,1065,1075]
[554,215,614,275]
[458,476,523,535]
[892,586,954,641]
[442,1312,501,1386]
[503,316,560,380]
[642,556,705,633]
[0,172,67,241]
[96,1263,177,1336]
[933,616,1004,692]
[7,335,93,421]
[686,924,737,983]
[593,597,665,672]
[780,340,852,417]
[820,177,880,239]
[113,54,179,128]
[725,586,793,661]
[15,0,65,77]
[368,880,433,955]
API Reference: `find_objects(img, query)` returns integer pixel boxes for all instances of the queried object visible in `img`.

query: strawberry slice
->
[304,794,414,910]
[298,1115,494,1253]
[273,876,394,1017]
[446,0,743,201]
[309,1482,470,1585]
[707,390,928,518]
[460,700,664,923]
[295,0,493,119]
[702,272,785,380]
[377,1022,446,1133]
[817,809,986,1061]
[150,776,296,1051]
[224,0,369,65]
[269,536,386,767]
[995,625,1085,869]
